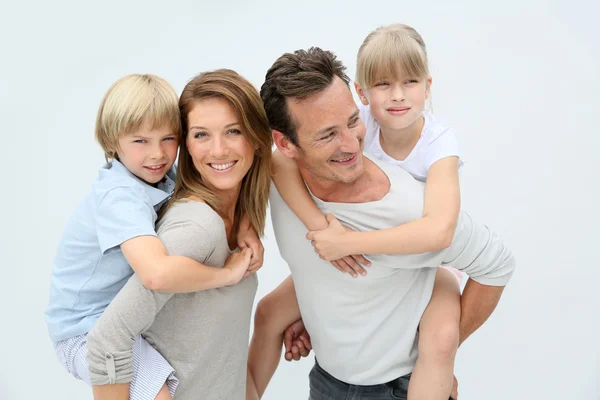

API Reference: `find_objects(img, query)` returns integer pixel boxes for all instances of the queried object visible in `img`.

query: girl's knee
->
[419,322,459,360]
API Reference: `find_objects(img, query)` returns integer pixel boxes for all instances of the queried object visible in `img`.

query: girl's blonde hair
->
[95,74,181,161]
[170,69,272,236]
[356,24,429,88]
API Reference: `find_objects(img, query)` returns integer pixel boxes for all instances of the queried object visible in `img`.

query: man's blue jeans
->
[308,361,410,400]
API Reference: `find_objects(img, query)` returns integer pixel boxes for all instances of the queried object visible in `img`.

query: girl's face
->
[356,74,432,133]
[185,97,255,196]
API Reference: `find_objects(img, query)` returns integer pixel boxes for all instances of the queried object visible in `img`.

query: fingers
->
[306,231,314,240]
[283,325,294,354]
[353,254,371,267]
[331,258,358,277]
[342,256,366,276]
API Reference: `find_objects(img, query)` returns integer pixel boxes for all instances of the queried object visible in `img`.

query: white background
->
[1,0,599,399]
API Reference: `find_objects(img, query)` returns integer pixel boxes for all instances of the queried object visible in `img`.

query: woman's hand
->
[237,215,264,273]
[306,214,370,277]
[223,248,253,285]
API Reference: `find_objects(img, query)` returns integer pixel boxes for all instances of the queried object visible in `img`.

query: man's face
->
[286,77,366,184]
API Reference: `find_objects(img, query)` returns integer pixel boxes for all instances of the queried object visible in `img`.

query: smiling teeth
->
[334,157,352,162]
[146,165,163,170]
[210,162,235,170]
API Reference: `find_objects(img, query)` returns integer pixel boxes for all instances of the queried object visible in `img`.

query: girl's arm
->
[272,150,370,276]
[308,156,460,259]
[272,150,329,231]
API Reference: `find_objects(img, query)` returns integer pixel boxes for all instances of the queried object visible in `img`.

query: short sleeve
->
[424,127,463,172]
[158,219,214,264]
[96,186,157,253]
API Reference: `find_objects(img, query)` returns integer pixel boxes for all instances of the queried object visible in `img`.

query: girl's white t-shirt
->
[360,103,464,182]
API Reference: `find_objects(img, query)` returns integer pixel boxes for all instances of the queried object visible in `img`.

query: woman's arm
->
[307,156,461,259]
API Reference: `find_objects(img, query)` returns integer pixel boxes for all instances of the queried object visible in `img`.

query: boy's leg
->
[408,267,461,400]
[248,275,303,398]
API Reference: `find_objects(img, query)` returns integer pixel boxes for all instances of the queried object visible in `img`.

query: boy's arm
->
[121,235,250,293]
[308,156,460,259]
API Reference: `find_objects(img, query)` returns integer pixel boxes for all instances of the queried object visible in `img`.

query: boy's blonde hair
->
[95,74,181,161]
[356,24,429,88]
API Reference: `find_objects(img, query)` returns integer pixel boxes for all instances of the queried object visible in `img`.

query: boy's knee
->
[420,323,459,360]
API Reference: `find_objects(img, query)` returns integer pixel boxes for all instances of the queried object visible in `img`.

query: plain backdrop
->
[1,0,599,399]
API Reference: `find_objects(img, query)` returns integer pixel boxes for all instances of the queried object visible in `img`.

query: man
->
[250,47,515,400]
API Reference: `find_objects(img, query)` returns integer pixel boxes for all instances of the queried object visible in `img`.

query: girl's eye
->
[163,136,176,141]
[375,82,389,87]
[405,79,419,84]
[134,139,146,144]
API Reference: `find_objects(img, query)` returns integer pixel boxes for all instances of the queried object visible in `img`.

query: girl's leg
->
[248,275,302,398]
[407,267,461,400]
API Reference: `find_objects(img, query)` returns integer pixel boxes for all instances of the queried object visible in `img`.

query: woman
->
[85,69,272,400]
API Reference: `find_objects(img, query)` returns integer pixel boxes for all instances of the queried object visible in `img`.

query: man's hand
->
[283,318,312,361]
[451,375,458,399]
[237,215,264,273]
[307,214,371,277]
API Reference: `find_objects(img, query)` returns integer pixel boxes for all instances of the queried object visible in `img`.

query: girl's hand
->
[307,214,370,277]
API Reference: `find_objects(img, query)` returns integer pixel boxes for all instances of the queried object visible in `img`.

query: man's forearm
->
[458,278,505,346]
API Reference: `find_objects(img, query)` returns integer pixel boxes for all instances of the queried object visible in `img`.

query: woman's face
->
[186,97,255,196]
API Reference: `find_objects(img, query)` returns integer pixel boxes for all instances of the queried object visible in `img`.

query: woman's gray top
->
[86,200,258,399]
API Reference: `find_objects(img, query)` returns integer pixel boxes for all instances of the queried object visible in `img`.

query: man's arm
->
[458,279,505,346]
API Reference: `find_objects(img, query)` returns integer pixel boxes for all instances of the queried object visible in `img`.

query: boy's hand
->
[283,318,312,361]
[223,248,253,285]
[307,214,370,277]
[237,216,264,273]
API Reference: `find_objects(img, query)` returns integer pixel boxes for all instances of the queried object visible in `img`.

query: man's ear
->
[272,130,297,158]
[354,82,369,105]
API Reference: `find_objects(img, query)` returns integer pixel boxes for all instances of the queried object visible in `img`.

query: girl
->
[254,24,463,400]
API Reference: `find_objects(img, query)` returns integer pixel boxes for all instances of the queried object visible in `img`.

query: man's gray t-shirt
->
[269,154,515,385]
[86,200,258,399]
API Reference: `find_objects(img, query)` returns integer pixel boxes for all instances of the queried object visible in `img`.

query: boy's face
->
[116,125,179,185]
[356,75,432,133]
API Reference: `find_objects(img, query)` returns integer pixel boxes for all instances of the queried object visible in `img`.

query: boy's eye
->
[374,82,389,87]
[404,79,419,84]
[163,136,177,141]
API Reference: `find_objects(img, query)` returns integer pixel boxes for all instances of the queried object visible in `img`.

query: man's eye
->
[320,132,334,140]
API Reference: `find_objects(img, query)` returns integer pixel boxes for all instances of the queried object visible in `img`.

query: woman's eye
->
[228,129,242,135]
[194,132,207,138]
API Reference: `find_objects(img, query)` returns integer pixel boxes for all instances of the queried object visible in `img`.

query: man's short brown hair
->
[260,47,350,146]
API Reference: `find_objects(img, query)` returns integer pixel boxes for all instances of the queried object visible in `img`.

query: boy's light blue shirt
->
[45,160,176,342]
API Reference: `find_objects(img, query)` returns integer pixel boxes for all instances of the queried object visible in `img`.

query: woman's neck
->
[378,115,424,161]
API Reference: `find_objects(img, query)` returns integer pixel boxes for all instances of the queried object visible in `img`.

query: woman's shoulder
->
[158,199,223,235]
